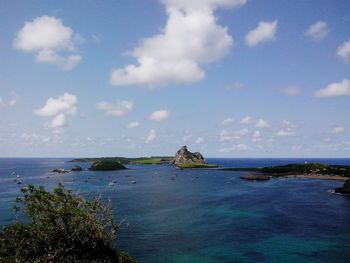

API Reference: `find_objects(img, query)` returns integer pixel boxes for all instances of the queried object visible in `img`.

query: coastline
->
[281,174,348,181]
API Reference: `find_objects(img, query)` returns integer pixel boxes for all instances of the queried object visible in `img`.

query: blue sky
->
[0,0,349,158]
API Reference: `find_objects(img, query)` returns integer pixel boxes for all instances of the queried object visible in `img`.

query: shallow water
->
[0,158,350,263]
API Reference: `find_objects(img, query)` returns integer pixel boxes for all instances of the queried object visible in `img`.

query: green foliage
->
[0,183,136,263]
[178,163,219,169]
[89,160,126,171]
[221,163,350,177]
[70,156,173,165]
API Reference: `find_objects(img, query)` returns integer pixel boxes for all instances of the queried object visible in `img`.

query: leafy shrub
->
[0,183,136,263]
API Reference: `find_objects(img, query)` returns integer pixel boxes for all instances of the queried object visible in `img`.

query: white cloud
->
[0,98,4,108]
[221,117,234,125]
[336,39,350,63]
[255,119,269,128]
[220,128,248,142]
[236,128,249,136]
[240,116,253,124]
[276,121,296,137]
[50,113,66,128]
[221,143,249,152]
[149,110,170,122]
[145,129,157,144]
[36,49,81,70]
[283,86,300,97]
[35,93,77,117]
[314,79,350,98]
[304,21,329,41]
[35,93,77,131]
[333,126,345,134]
[196,137,204,144]
[126,121,140,128]
[245,20,278,47]
[13,16,82,70]
[252,130,262,142]
[96,100,133,117]
[110,0,246,86]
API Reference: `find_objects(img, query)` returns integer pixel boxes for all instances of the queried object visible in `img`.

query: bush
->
[0,183,136,263]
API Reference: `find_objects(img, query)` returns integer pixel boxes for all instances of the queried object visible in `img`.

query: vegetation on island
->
[71,156,173,165]
[0,183,136,263]
[221,163,350,178]
[89,160,127,171]
[178,163,219,169]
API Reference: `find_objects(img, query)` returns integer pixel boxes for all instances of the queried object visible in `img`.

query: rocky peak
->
[170,145,207,165]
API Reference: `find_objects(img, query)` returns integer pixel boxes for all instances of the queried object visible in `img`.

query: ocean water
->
[0,158,350,263]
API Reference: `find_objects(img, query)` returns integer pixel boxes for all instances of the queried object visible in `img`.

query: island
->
[89,160,126,171]
[221,163,350,180]
[70,156,173,165]
[170,146,218,169]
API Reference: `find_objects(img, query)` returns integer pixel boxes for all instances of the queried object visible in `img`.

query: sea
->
[0,158,350,263]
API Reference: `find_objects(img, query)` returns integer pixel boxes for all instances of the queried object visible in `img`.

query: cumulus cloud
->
[304,21,329,41]
[126,121,140,128]
[13,16,82,70]
[336,39,350,63]
[35,93,77,130]
[145,129,157,143]
[276,121,296,137]
[283,86,300,97]
[50,113,66,128]
[220,143,249,152]
[149,110,170,121]
[252,130,262,142]
[245,20,278,47]
[314,79,350,98]
[255,119,269,128]
[221,117,234,125]
[35,93,77,116]
[240,116,253,124]
[96,100,133,117]
[110,0,246,87]
[333,126,345,134]
[220,128,248,142]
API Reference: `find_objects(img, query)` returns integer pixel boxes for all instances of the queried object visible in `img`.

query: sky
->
[0,0,349,158]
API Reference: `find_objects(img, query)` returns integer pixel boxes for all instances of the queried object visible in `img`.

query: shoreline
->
[278,174,348,181]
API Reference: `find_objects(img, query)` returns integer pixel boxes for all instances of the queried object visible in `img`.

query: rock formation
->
[89,160,126,171]
[335,179,350,194]
[71,165,82,171]
[170,146,207,166]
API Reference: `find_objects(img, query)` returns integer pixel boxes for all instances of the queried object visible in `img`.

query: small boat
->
[130,181,136,184]
[108,182,115,186]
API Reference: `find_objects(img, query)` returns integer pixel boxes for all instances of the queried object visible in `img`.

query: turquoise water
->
[0,158,350,262]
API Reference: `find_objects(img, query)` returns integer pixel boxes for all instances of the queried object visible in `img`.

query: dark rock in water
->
[52,168,69,174]
[71,165,82,171]
[240,174,270,181]
[89,160,126,171]
[335,179,350,194]
[170,146,206,166]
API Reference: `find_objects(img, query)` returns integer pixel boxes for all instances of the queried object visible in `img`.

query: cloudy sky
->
[0,0,349,158]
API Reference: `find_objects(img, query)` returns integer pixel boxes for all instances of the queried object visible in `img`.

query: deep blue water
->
[0,158,350,263]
